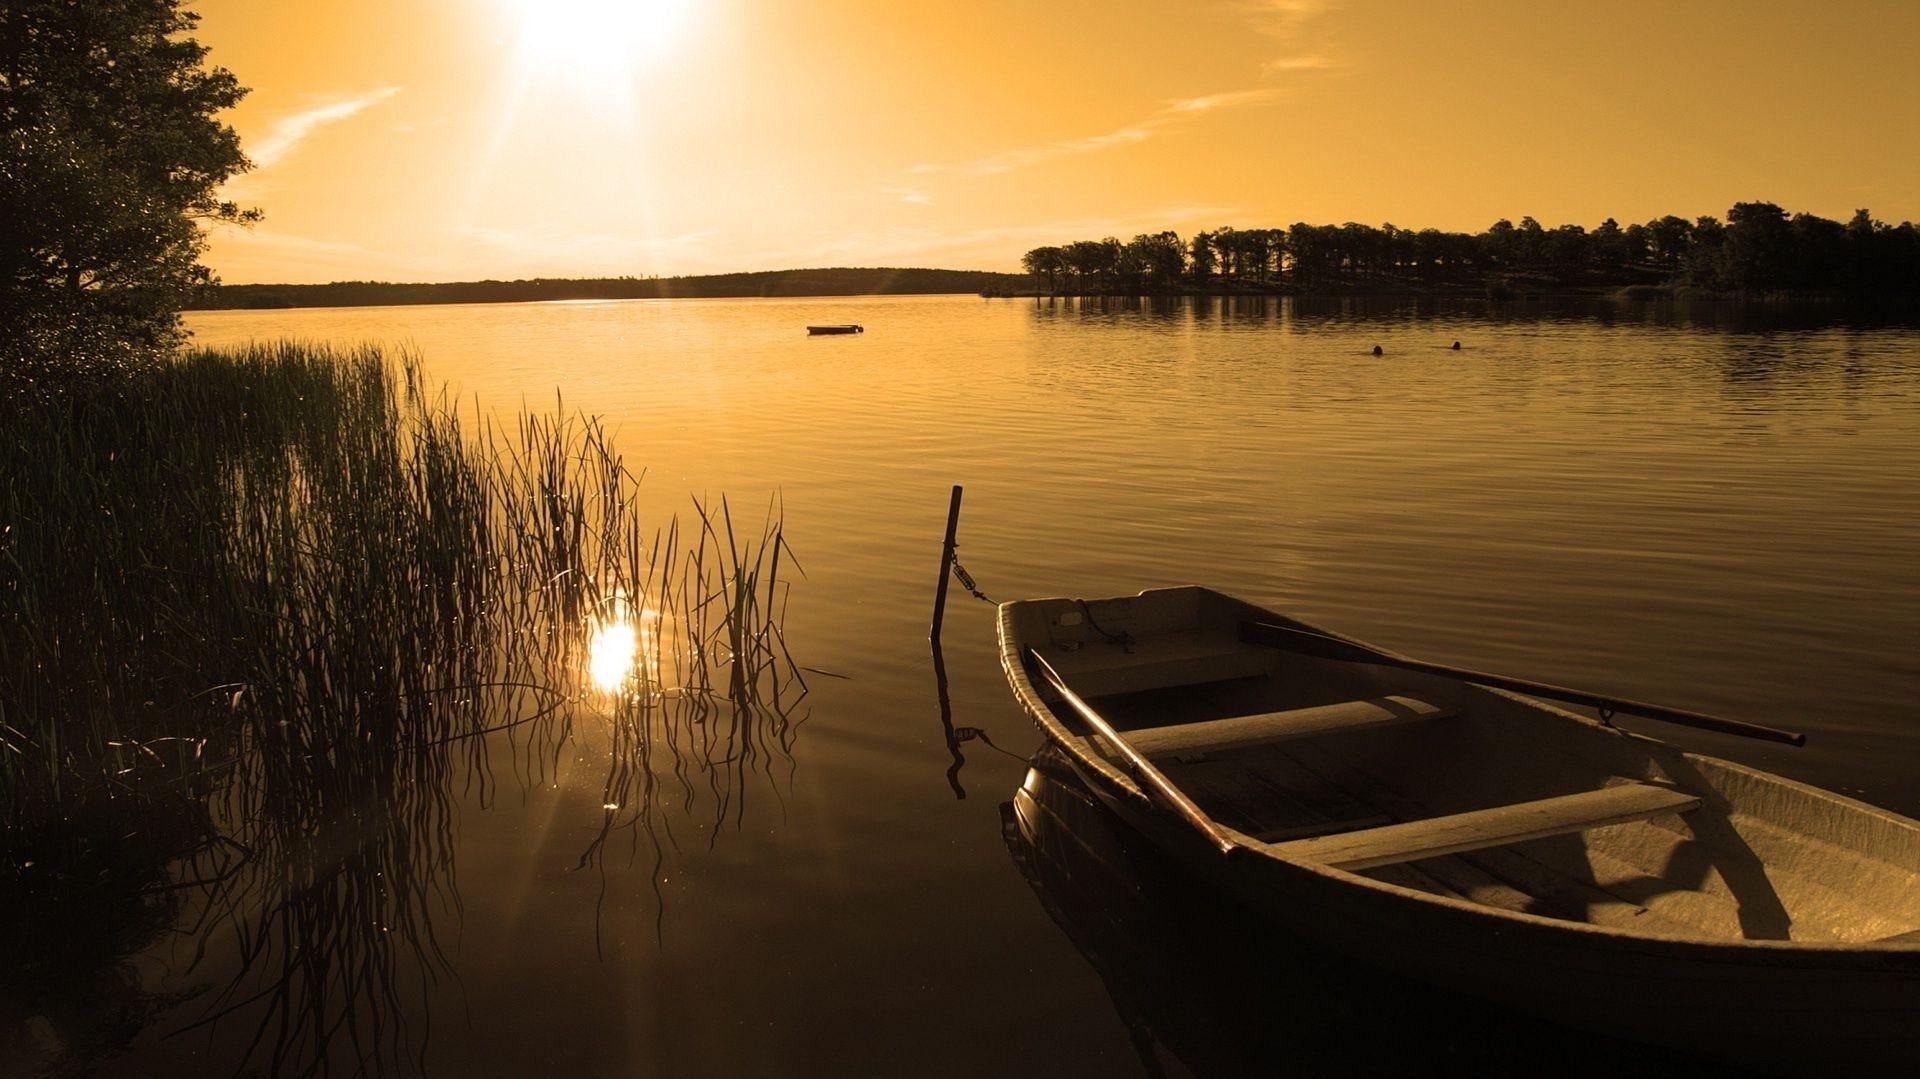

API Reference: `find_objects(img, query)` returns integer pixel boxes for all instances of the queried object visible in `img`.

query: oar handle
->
[1025,649,1243,859]
[1239,621,1806,748]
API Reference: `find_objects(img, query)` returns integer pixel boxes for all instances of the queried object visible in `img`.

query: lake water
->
[98,295,1920,1074]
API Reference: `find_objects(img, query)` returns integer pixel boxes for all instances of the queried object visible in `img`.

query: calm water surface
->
[125,295,1920,1074]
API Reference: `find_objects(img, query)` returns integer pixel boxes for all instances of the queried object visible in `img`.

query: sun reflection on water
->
[587,613,639,691]
[587,595,668,692]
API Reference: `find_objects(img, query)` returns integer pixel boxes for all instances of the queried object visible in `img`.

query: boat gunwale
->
[997,586,1920,961]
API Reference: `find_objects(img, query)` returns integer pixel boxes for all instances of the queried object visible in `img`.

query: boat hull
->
[1008,753,1724,1074]
[999,586,1920,1073]
[1094,768,1920,1073]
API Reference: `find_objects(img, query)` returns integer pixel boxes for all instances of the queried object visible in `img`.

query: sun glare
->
[507,0,694,73]
[588,616,639,692]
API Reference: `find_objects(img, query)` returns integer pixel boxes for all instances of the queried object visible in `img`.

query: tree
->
[1545,224,1589,282]
[1127,231,1185,292]
[1483,218,1517,268]
[1286,222,1334,290]
[1023,202,1917,301]
[1788,212,1847,292]
[1061,239,1116,293]
[1211,226,1239,279]
[1590,217,1628,278]
[1685,215,1727,286]
[1,0,254,389]
[1645,215,1693,273]
[1187,230,1216,282]
[1722,201,1792,291]
[1515,216,1547,267]
[1021,246,1064,294]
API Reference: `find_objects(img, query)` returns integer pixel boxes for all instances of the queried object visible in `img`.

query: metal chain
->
[950,553,992,603]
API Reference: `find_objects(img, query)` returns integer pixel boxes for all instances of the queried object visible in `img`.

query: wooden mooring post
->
[929,484,964,642]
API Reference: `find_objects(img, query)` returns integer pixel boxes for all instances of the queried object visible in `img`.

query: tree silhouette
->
[1,0,255,389]
[1022,203,1917,299]
[1646,215,1693,272]
[1188,231,1217,281]
[1723,202,1794,291]
[1127,231,1186,292]
[1022,246,1065,294]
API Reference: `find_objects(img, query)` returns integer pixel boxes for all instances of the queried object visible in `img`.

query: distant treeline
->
[190,267,1035,310]
[1022,203,1920,299]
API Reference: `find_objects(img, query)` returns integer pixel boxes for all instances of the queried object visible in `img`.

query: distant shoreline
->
[190,273,1907,312]
[188,267,1035,311]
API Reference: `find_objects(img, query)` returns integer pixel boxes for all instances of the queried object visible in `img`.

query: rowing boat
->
[997,586,1920,1072]
[1004,745,1688,1074]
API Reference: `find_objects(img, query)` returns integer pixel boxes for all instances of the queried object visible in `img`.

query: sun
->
[505,0,695,74]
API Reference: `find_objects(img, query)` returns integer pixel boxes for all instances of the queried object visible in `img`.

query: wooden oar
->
[1238,620,1807,747]
[1025,649,1244,859]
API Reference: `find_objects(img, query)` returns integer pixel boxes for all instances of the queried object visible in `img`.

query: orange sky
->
[196,0,1920,284]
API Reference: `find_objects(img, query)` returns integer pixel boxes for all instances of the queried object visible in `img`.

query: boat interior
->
[1005,588,1920,947]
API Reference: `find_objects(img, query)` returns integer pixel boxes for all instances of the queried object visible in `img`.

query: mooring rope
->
[951,725,1028,761]
[1077,598,1135,649]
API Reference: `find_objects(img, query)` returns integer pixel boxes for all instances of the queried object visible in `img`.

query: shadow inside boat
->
[1002,745,1755,1079]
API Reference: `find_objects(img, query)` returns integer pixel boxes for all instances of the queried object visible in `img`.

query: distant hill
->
[190,267,1038,310]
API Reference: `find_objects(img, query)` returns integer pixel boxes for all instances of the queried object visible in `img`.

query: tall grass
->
[0,342,803,1076]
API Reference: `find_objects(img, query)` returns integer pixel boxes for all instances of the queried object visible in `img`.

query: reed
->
[0,342,803,1075]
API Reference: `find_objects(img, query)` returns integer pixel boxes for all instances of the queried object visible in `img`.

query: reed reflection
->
[0,344,805,1076]
[578,498,806,890]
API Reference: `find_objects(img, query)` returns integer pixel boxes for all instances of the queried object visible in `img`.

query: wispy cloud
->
[1263,53,1340,74]
[763,205,1246,269]
[882,185,934,206]
[248,87,403,170]
[1245,0,1344,68]
[1161,89,1278,115]
[914,89,1281,179]
[1244,0,1331,30]
[903,4,1341,185]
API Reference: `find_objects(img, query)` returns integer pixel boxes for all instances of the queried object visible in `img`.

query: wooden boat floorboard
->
[1382,851,1577,919]
[1154,758,1332,838]
[1447,846,1709,939]
[1158,747,1386,841]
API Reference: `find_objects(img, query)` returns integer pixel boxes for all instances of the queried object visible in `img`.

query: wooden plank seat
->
[1268,782,1704,871]
[1125,695,1452,759]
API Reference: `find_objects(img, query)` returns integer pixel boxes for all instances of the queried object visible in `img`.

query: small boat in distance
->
[998,586,1920,1072]
[806,324,863,335]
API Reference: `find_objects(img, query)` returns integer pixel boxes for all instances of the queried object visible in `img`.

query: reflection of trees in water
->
[0,346,804,1075]
[1027,293,1919,334]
